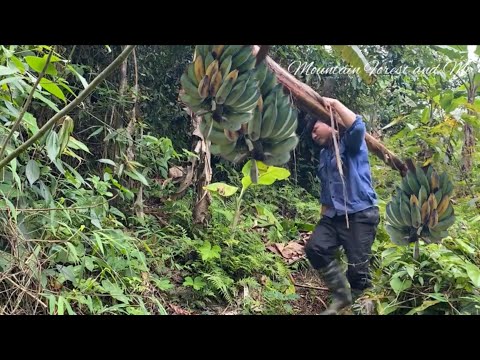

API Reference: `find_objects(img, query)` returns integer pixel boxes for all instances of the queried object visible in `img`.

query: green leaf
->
[405,265,415,279]
[0,76,22,86]
[23,112,39,135]
[98,159,116,166]
[204,182,238,197]
[64,163,85,186]
[46,131,59,162]
[90,209,102,229]
[124,170,149,187]
[198,241,221,262]
[390,276,412,295]
[85,257,95,271]
[0,65,18,76]
[242,160,290,189]
[32,89,60,112]
[67,65,89,89]
[183,277,194,287]
[475,46,480,57]
[381,115,406,130]
[64,298,76,315]
[66,242,80,263]
[57,296,64,315]
[435,45,468,60]
[56,265,77,286]
[48,295,56,315]
[58,82,75,97]
[109,206,126,220]
[331,45,375,84]
[440,92,454,110]
[255,204,280,227]
[67,136,91,153]
[39,78,65,101]
[241,175,252,189]
[465,263,480,287]
[94,235,105,256]
[10,56,25,73]
[421,107,430,124]
[24,56,57,75]
[0,250,15,272]
[26,159,40,185]
[101,279,129,303]
[242,159,254,178]
[406,300,440,315]
[256,161,290,185]
[379,303,398,315]
[403,96,417,108]
[87,126,104,139]
[428,293,448,302]
[294,222,315,232]
[182,276,206,291]
[192,277,206,290]
[461,113,480,128]
[455,238,475,254]
[3,197,17,222]
[153,278,174,291]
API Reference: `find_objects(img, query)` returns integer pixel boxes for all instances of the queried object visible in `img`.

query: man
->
[305,97,380,315]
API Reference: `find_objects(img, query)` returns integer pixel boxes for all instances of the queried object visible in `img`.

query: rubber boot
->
[351,288,375,315]
[319,260,352,315]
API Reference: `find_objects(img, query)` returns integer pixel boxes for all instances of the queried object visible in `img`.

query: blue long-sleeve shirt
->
[317,115,378,217]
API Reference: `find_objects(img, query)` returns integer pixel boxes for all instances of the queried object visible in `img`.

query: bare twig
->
[0,48,54,160]
[4,275,47,309]
[294,283,329,292]
[316,295,328,309]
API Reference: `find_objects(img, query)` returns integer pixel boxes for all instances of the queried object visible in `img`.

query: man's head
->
[312,121,334,146]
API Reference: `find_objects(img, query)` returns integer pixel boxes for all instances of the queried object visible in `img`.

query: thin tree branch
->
[0,45,136,172]
[0,48,54,160]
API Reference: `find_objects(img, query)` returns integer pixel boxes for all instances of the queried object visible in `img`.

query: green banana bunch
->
[385,160,455,246]
[246,81,298,166]
[198,114,249,164]
[182,45,299,171]
[180,46,263,134]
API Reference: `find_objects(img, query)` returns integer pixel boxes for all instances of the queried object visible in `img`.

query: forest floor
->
[165,230,332,315]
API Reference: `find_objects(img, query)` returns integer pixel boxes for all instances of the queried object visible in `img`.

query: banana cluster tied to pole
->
[179,45,299,182]
[385,159,455,247]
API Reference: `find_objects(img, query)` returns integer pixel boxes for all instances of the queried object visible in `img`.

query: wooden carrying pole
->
[252,46,407,176]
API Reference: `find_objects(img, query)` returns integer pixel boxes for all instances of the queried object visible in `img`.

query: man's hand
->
[322,97,338,112]
[321,97,356,129]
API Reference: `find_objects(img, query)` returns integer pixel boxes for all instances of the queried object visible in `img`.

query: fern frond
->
[203,271,235,304]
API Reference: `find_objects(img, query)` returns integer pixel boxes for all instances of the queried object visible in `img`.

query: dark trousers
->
[305,207,380,291]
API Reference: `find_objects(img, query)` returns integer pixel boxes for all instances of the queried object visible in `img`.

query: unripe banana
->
[209,71,223,96]
[205,60,219,78]
[212,45,225,59]
[198,75,211,99]
[219,55,233,78]
[194,55,205,83]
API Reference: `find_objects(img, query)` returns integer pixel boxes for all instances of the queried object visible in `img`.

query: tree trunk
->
[126,49,144,219]
[252,46,408,176]
[461,124,474,173]
[172,107,212,226]
[461,88,477,174]
[192,113,212,226]
[109,46,129,162]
